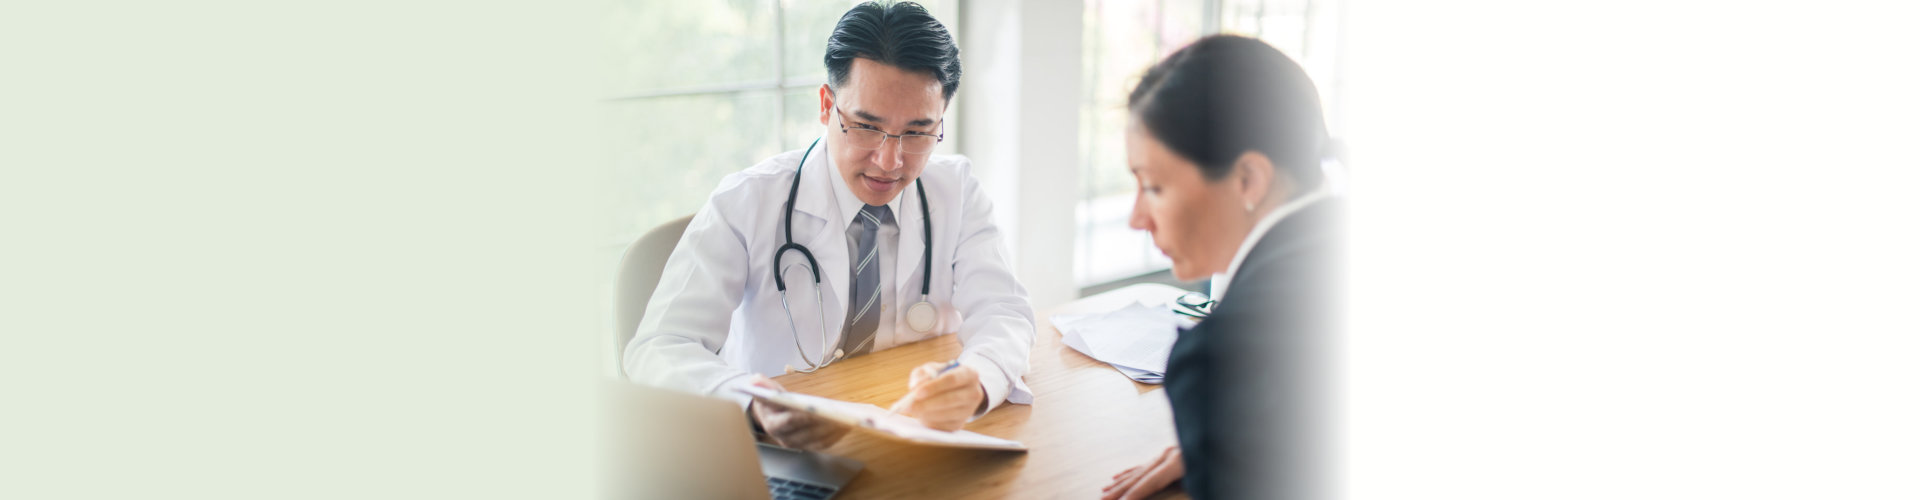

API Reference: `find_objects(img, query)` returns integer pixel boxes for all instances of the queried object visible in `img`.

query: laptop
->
[604,382,864,500]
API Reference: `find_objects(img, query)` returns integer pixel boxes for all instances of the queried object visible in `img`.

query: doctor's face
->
[819,58,946,206]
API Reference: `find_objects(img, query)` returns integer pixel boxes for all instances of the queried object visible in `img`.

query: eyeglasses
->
[832,105,944,154]
[1173,292,1216,318]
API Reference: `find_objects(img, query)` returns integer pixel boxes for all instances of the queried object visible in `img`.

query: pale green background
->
[3,1,602,497]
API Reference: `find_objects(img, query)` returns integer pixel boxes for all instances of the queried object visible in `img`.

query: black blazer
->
[1165,200,1341,500]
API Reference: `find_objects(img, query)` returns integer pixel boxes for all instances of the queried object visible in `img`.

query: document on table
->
[1050,301,1195,384]
[736,385,1027,451]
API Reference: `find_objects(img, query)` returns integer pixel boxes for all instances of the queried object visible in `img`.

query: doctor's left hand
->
[747,376,851,451]
[888,361,988,431]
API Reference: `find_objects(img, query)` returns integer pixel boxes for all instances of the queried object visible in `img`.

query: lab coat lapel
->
[894,179,929,304]
[790,141,850,342]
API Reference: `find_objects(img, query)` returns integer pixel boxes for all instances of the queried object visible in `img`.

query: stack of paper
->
[1050,302,1195,384]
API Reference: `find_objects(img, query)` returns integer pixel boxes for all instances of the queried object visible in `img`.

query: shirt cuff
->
[706,372,758,410]
[958,352,1031,419]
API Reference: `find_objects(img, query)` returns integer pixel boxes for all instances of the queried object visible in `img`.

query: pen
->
[883,360,960,419]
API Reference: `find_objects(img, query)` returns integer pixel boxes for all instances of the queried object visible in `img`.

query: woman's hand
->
[1101,445,1185,500]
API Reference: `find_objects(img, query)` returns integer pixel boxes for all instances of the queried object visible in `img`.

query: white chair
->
[613,214,695,376]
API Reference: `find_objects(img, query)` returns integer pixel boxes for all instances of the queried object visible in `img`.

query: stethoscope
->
[775,138,938,373]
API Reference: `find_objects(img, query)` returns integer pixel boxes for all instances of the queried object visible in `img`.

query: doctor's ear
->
[818,85,834,126]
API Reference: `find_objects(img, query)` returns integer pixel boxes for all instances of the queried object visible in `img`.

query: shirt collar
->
[1210,186,1330,302]
[825,139,904,229]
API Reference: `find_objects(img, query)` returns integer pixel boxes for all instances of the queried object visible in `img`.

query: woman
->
[1100,35,1339,500]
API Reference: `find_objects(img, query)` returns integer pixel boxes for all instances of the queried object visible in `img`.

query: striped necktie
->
[841,204,890,357]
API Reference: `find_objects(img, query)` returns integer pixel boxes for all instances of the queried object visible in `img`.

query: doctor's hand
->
[1102,445,1185,500]
[887,361,987,432]
[746,376,850,451]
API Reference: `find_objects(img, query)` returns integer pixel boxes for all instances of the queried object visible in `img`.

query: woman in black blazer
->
[1101,35,1339,500]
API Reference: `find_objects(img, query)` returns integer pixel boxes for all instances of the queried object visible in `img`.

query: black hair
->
[1128,35,1326,190]
[824,1,962,102]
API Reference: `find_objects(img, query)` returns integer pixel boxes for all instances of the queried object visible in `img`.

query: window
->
[604,0,958,250]
[1076,0,1343,286]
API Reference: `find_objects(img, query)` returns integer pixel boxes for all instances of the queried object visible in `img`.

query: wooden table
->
[774,283,1192,499]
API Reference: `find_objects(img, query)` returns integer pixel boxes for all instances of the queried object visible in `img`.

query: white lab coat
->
[623,138,1036,412]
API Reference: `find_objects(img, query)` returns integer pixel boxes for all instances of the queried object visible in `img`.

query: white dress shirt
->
[827,153,903,355]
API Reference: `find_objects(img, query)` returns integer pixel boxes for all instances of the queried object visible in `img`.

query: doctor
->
[623,1,1034,451]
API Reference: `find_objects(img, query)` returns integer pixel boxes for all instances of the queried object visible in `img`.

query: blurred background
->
[598,0,1348,371]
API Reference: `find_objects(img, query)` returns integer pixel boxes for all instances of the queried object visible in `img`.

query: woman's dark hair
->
[1129,35,1326,190]
[825,1,962,102]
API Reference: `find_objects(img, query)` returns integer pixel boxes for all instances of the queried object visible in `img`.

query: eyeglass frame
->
[829,103,946,154]
[1173,291,1216,318]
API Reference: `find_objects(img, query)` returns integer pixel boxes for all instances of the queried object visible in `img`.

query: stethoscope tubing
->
[774,138,936,372]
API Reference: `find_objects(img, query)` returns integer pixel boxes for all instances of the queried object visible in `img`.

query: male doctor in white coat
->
[623,1,1034,451]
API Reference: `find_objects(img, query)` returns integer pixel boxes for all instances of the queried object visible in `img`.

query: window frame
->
[1074,0,1342,288]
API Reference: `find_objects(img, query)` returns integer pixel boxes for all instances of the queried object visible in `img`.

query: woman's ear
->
[1233,151,1278,213]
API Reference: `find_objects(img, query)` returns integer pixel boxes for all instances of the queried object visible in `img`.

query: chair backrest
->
[613,214,695,375]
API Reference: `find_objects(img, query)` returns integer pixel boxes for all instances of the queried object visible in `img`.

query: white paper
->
[1050,302,1185,375]
[1058,321,1164,383]
[736,385,1026,451]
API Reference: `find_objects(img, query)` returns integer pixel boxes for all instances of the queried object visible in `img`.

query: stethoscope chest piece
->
[905,300,938,333]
